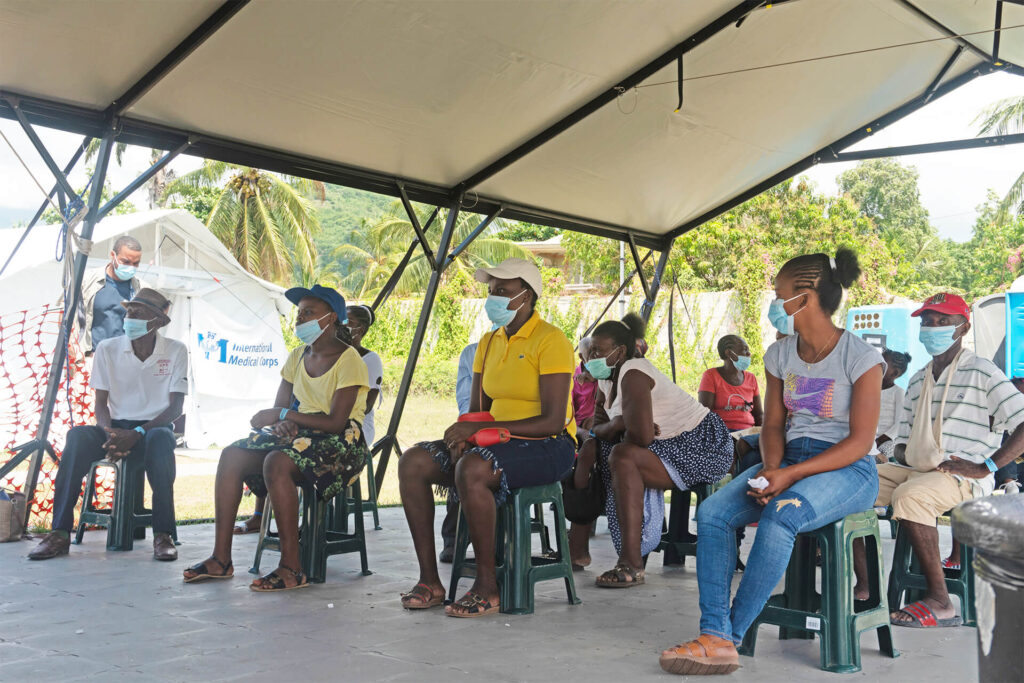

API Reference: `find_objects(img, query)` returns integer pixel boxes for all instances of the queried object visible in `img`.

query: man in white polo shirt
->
[865,293,1024,628]
[29,289,188,562]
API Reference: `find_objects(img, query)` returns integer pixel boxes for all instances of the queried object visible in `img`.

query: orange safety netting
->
[1,304,114,526]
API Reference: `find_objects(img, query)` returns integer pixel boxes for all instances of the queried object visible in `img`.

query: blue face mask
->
[122,317,150,340]
[767,293,806,336]
[919,323,965,356]
[113,258,137,281]
[584,357,613,380]
[733,354,752,372]
[584,346,623,380]
[295,313,330,346]
[484,289,528,329]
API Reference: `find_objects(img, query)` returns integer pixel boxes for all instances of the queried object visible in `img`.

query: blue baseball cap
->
[284,284,347,323]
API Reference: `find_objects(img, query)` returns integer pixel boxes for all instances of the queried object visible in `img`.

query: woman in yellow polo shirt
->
[398,258,576,617]
[183,285,369,592]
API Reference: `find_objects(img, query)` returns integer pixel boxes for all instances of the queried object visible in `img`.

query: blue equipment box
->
[845,304,928,389]
[1006,292,1024,379]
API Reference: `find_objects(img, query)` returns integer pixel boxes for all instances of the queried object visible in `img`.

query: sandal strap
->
[188,556,231,575]
[401,582,433,600]
[454,591,493,613]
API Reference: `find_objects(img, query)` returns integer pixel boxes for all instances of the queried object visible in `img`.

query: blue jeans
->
[696,437,878,643]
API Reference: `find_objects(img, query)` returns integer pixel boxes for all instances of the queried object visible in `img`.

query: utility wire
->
[637,23,1024,91]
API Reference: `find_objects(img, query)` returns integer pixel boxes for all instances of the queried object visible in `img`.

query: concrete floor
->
[1,507,978,682]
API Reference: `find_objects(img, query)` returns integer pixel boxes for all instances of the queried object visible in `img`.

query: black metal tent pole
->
[370,208,439,312]
[374,198,463,492]
[16,134,115,522]
[580,251,653,340]
[667,283,678,383]
[445,209,503,268]
[641,241,674,323]
[98,140,193,220]
[822,132,1024,163]
[0,138,91,277]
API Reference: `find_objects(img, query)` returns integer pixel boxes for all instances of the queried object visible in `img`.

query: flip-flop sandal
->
[445,591,500,618]
[400,583,445,610]
[941,558,961,570]
[891,601,963,628]
[660,634,740,675]
[183,556,233,583]
[595,563,645,588]
[250,567,309,592]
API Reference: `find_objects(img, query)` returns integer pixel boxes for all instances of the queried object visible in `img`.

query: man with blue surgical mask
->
[860,293,1024,629]
[30,288,187,562]
[76,235,146,353]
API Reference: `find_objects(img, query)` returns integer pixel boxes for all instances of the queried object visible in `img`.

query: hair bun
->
[621,312,646,340]
[833,248,861,288]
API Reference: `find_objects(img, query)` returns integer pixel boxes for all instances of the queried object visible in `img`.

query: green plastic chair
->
[650,483,714,566]
[886,516,975,627]
[739,510,899,674]
[448,482,580,615]
[75,457,177,550]
[336,444,382,532]
[250,479,371,583]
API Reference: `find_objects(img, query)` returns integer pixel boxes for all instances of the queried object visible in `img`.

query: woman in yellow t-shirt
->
[183,285,369,592]
[398,258,576,617]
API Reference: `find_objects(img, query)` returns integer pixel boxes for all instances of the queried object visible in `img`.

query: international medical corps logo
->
[783,373,835,418]
[197,331,229,363]
[197,331,279,368]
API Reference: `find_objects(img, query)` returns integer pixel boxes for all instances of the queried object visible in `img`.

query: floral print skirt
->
[234,421,368,501]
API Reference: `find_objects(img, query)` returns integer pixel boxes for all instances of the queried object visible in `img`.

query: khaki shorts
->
[875,463,975,527]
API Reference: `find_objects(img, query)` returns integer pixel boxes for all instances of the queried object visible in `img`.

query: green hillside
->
[314,184,395,259]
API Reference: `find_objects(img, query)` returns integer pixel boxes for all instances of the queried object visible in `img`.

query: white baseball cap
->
[474,257,542,296]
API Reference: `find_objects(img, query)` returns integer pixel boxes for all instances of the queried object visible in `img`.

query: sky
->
[0,73,1022,242]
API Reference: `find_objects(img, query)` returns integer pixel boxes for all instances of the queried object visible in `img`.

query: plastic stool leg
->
[368,450,385,532]
[250,496,274,574]
[447,505,470,602]
[551,496,581,605]
[352,479,371,575]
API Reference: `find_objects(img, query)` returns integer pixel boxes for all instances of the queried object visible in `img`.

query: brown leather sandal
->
[595,563,645,588]
[183,556,233,583]
[445,591,500,618]
[659,634,740,675]
[400,583,445,610]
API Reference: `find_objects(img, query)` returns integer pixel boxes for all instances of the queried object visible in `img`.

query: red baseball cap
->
[911,293,970,319]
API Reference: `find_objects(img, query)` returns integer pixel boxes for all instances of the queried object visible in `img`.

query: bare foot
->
[854,583,869,601]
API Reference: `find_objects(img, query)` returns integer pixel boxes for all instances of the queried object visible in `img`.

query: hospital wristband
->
[133,426,146,436]
[279,408,290,421]
[983,457,997,473]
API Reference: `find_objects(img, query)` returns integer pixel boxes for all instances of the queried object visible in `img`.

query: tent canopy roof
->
[1,0,1021,247]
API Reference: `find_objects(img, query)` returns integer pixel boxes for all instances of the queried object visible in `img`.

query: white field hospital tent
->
[0,209,290,448]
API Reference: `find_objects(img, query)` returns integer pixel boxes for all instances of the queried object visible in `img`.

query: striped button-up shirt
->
[895,349,1024,494]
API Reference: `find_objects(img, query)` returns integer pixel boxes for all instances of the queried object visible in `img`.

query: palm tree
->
[977,96,1024,223]
[333,201,534,298]
[163,160,324,284]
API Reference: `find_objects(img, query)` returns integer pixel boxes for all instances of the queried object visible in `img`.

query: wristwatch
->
[133,426,146,437]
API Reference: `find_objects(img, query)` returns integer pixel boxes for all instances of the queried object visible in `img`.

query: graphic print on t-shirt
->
[783,374,835,418]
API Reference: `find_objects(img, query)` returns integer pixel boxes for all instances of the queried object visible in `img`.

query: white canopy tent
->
[0,210,290,448]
